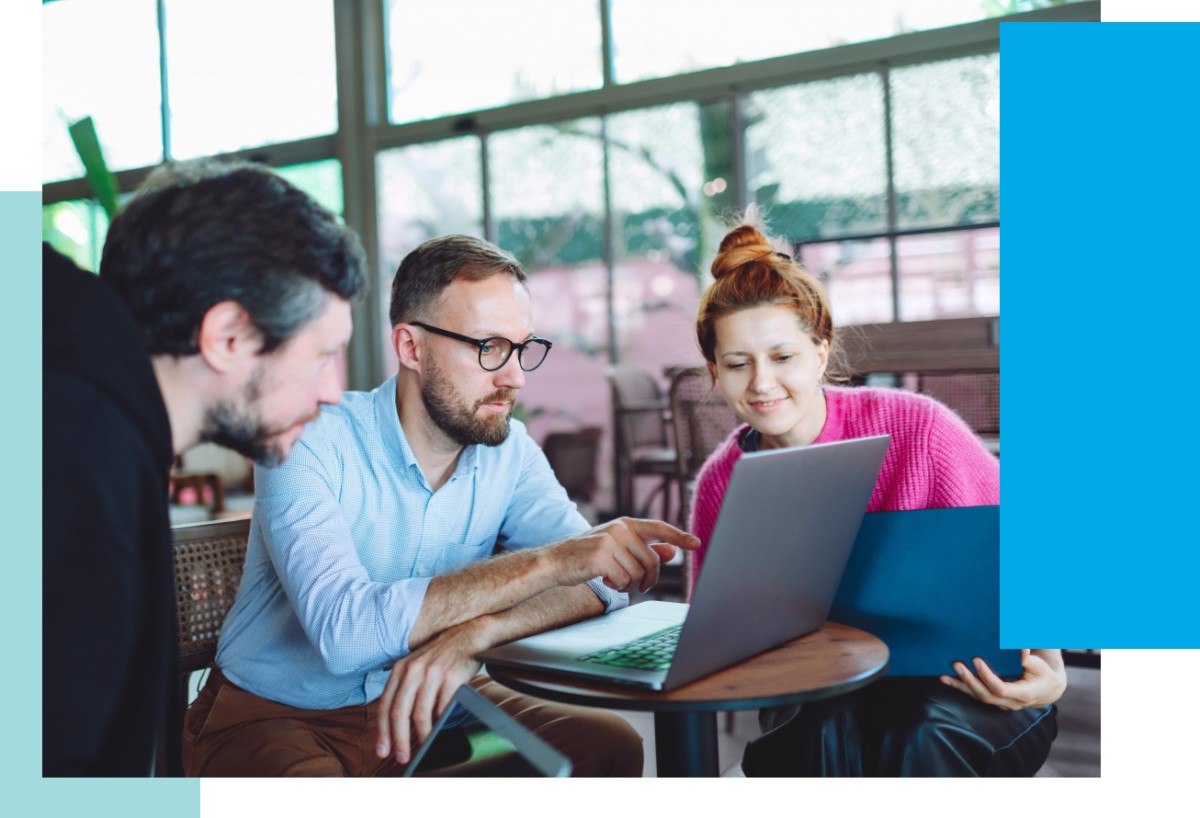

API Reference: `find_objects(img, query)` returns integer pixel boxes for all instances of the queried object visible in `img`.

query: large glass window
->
[385,0,603,124]
[607,103,711,372]
[747,54,1001,325]
[897,227,999,320]
[747,73,889,241]
[276,158,345,219]
[41,158,343,277]
[488,121,612,498]
[164,0,338,159]
[891,54,1000,229]
[376,137,485,373]
[612,0,1017,84]
[42,0,163,182]
[42,199,109,273]
[40,0,1048,406]
[800,237,895,326]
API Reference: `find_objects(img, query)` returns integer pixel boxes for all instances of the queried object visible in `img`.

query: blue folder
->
[830,505,1022,677]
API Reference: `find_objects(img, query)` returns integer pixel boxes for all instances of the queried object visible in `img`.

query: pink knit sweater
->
[687,386,1000,597]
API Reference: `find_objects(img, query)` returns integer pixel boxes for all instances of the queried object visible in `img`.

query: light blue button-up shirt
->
[216,375,625,709]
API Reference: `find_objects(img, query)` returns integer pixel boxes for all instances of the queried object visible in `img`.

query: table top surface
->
[485,620,889,713]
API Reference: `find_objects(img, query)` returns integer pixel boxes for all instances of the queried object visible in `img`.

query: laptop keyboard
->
[576,624,682,671]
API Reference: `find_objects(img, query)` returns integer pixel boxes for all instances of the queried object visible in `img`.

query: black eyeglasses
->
[410,321,553,372]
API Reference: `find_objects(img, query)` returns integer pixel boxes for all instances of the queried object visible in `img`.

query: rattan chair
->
[667,366,741,598]
[160,518,251,776]
[173,517,251,679]
[668,366,741,531]
[607,363,678,520]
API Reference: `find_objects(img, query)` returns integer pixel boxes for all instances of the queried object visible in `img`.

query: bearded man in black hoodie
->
[42,159,368,776]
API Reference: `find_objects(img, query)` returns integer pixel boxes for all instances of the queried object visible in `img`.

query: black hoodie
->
[42,244,179,776]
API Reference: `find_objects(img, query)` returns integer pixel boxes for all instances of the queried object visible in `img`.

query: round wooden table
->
[485,621,889,777]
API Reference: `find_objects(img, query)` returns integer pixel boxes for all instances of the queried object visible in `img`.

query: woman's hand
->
[939,649,1067,710]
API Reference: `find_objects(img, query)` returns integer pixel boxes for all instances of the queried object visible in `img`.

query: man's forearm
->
[408,515,691,649]
[408,547,567,649]
[468,584,605,653]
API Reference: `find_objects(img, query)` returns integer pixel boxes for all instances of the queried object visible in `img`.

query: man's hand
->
[374,618,492,765]
[939,649,1067,711]
[544,517,700,594]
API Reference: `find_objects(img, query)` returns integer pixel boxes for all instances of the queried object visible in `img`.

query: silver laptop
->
[479,434,890,691]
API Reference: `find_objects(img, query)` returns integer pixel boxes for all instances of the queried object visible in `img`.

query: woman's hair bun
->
[710,224,776,280]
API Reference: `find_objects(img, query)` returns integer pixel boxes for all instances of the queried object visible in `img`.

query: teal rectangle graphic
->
[1001,23,1200,647]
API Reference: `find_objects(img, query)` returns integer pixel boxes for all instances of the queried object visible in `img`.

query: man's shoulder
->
[297,388,379,450]
[44,247,172,459]
[44,373,169,540]
[45,370,167,468]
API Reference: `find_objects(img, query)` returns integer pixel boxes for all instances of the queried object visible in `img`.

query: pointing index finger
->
[625,518,700,550]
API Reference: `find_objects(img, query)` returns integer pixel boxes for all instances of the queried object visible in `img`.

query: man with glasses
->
[184,234,698,777]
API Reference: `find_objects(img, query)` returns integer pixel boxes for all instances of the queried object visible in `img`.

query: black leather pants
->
[742,677,1058,777]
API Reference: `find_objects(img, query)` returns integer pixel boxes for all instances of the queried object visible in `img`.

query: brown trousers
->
[182,668,643,777]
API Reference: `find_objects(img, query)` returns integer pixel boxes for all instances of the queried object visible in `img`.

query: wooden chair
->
[542,426,603,506]
[607,363,678,520]
[836,316,1000,455]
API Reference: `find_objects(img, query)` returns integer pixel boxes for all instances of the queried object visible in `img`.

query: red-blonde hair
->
[696,224,835,366]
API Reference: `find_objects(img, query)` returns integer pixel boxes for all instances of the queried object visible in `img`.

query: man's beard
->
[200,367,291,467]
[421,353,515,448]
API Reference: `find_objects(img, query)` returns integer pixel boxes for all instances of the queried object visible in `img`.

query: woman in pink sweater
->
[689,224,1064,776]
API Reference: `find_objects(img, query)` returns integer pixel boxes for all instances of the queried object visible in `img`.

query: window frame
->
[41,0,1101,389]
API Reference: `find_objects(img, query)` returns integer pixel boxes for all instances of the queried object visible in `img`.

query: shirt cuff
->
[585,576,628,612]
[376,574,434,658]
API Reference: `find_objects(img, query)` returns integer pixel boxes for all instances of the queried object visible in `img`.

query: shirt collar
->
[374,375,419,472]
[373,374,481,482]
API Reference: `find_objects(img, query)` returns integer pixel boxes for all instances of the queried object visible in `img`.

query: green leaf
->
[68,116,121,220]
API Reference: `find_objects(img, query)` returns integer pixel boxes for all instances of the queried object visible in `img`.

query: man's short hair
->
[388,234,526,327]
[100,158,369,356]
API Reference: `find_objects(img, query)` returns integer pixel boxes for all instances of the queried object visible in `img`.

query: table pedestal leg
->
[653,711,718,777]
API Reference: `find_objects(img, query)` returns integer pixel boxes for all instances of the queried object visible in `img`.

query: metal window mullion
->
[371,0,391,126]
[334,0,384,390]
[599,110,622,515]
[882,66,900,322]
[599,0,614,88]
[731,92,748,213]
[601,116,617,365]
[157,0,171,161]
[481,133,493,242]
